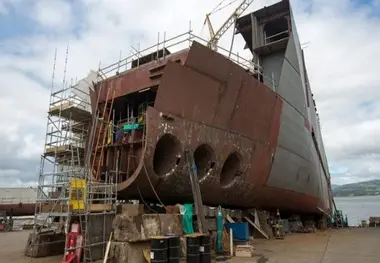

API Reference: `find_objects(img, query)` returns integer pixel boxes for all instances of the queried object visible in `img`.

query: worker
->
[115,125,124,143]
[272,209,284,239]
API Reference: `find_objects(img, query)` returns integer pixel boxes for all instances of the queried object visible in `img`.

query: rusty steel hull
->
[116,107,320,213]
[94,41,331,214]
[0,203,35,216]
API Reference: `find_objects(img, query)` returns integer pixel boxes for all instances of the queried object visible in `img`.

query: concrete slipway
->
[1,228,379,263]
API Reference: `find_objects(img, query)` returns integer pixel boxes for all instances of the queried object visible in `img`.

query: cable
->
[212,0,239,14]
[137,185,159,214]
[142,162,166,207]
[210,0,228,15]
[142,162,183,226]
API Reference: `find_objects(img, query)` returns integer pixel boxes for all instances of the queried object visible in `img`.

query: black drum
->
[167,236,180,263]
[186,236,200,263]
[151,238,168,263]
[199,235,211,263]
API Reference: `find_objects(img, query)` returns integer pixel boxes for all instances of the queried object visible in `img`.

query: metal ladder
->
[91,85,116,181]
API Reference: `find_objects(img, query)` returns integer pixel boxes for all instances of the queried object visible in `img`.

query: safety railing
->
[50,84,91,112]
[264,30,289,45]
[98,30,277,91]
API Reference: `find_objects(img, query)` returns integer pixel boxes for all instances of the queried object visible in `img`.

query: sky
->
[0,0,379,187]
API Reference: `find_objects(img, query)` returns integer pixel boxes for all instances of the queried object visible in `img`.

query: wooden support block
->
[235,244,254,257]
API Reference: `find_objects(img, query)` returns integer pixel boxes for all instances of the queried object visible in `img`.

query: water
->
[334,195,380,226]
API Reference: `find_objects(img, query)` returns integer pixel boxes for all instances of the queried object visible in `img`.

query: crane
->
[204,0,254,51]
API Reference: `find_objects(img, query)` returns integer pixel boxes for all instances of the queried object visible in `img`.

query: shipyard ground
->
[2,228,380,263]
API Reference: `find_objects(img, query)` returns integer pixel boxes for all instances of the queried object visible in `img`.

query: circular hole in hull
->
[220,152,242,187]
[153,134,182,176]
[193,144,216,179]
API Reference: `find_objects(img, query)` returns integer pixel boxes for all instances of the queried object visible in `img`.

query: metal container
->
[186,236,200,263]
[199,235,211,263]
[167,236,180,263]
[151,237,168,263]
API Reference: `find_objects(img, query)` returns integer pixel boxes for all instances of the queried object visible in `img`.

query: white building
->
[0,187,37,204]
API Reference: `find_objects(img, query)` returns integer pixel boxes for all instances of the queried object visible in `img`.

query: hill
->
[332,180,380,197]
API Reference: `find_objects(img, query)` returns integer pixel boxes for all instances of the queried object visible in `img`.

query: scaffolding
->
[30,66,118,262]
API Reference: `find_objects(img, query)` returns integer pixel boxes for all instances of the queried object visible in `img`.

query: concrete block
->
[113,214,183,244]
[121,204,144,216]
[142,214,161,237]
[108,241,150,263]
[108,241,128,263]
[159,214,182,235]
[113,214,144,242]
[127,241,150,263]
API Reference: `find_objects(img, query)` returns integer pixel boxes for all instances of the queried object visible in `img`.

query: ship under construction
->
[89,0,332,215]
[24,0,334,261]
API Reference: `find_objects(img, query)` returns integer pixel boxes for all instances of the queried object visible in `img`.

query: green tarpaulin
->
[182,204,194,234]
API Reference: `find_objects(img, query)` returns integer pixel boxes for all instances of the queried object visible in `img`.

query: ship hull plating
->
[93,38,331,214]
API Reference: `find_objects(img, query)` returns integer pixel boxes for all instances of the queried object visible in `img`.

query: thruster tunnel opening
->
[193,144,216,180]
[220,152,242,187]
[153,134,182,177]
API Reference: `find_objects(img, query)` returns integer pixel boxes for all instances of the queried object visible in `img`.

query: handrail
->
[264,30,289,44]
[98,30,277,90]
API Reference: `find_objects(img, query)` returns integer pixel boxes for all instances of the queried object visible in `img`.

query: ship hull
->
[94,40,331,214]
[0,204,35,216]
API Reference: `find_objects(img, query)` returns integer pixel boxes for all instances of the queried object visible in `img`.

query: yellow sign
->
[69,179,86,210]
[107,121,113,144]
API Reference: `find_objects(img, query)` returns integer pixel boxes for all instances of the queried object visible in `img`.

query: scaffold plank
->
[44,145,85,157]
[49,101,91,122]
[40,203,113,213]
[62,122,90,134]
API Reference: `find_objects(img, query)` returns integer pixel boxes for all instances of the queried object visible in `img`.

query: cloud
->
[32,0,73,31]
[0,0,379,187]
[293,0,380,184]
